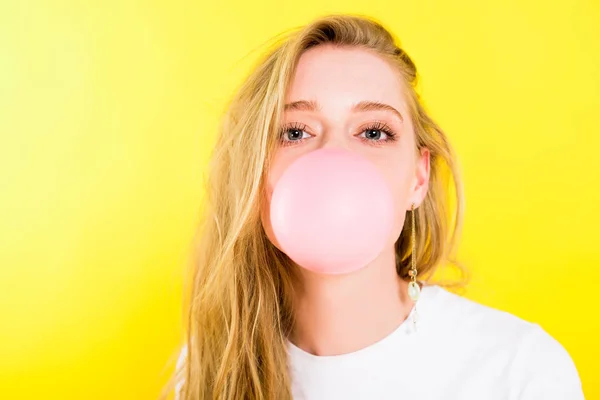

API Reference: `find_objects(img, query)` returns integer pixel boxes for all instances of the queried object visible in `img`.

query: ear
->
[409,147,430,209]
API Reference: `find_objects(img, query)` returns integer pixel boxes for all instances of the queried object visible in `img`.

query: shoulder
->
[423,285,542,346]
[176,343,187,368]
[507,323,584,399]
[174,344,187,400]
[427,286,584,399]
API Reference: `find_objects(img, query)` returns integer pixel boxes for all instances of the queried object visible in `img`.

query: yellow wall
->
[1,1,598,399]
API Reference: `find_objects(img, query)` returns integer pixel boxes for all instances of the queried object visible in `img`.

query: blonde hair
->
[159,12,466,400]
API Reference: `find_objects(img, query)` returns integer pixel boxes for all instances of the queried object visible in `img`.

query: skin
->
[261,44,431,356]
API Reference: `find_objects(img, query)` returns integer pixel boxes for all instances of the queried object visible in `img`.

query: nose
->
[318,125,352,152]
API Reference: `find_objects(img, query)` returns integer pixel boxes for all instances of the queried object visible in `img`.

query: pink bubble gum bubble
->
[270,148,394,275]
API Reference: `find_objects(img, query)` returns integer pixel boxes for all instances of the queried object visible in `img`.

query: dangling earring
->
[408,203,421,330]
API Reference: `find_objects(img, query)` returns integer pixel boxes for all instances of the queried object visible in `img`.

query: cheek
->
[260,182,281,250]
[260,153,286,250]
[379,160,414,246]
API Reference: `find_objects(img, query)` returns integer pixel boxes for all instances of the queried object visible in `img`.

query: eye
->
[362,128,387,141]
[357,121,398,144]
[279,122,312,145]
[284,128,310,141]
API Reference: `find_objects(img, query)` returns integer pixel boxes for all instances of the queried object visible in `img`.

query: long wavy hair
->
[159,12,466,400]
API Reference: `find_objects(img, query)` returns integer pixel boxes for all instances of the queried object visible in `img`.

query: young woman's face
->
[261,45,429,253]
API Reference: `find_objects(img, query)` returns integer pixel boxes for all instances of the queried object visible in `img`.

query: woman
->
[166,13,583,400]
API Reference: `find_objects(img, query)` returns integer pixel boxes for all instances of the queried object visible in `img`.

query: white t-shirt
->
[288,284,584,399]
[176,284,584,399]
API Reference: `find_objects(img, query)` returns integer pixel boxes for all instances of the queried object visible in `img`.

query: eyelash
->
[278,121,398,147]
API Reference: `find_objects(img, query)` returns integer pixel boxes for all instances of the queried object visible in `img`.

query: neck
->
[290,247,413,356]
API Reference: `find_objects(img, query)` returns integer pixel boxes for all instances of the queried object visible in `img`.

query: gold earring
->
[408,203,420,329]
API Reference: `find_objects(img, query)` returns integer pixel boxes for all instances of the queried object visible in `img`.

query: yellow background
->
[1,0,598,399]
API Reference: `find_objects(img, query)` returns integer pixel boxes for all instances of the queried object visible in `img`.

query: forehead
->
[286,45,407,113]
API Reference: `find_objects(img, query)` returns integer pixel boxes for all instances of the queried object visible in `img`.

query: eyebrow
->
[283,99,404,122]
